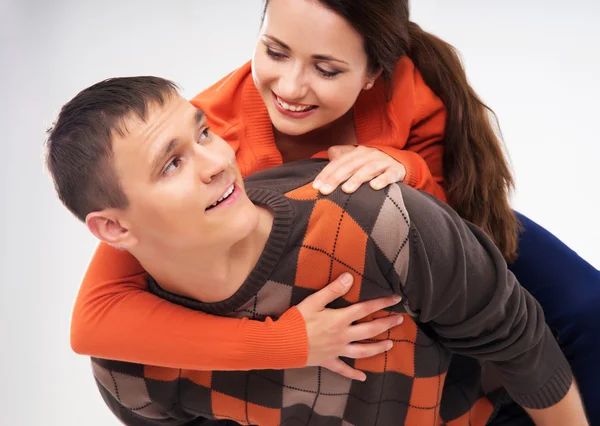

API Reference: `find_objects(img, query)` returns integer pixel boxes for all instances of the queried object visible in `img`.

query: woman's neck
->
[273,109,357,163]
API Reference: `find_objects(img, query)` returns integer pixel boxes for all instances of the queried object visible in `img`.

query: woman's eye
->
[163,158,181,176]
[266,47,287,60]
[316,65,341,79]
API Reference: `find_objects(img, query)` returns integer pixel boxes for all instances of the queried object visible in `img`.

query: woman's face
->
[252,0,377,136]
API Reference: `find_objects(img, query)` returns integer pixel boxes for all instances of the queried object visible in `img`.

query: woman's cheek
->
[253,55,274,88]
[319,84,354,112]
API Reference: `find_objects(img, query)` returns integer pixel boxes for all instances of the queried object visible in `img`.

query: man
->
[46,77,587,425]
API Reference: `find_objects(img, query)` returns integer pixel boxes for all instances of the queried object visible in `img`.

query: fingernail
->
[392,295,402,303]
[342,182,354,192]
[396,315,404,325]
[313,180,323,190]
[371,181,383,190]
[386,341,393,350]
[321,184,332,194]
[340,273,353,286]
[360,373,367,382]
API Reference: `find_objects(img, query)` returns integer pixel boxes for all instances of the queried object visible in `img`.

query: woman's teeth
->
[209,185,234,209]
[276,96,315,112]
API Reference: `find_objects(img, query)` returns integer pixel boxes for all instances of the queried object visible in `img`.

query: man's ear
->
[86,210,138,249]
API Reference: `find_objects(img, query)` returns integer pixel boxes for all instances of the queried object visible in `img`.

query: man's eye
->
[163,158,181,176]
[199,127,211,142]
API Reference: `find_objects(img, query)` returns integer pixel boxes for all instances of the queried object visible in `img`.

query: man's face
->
[111,94,259,252]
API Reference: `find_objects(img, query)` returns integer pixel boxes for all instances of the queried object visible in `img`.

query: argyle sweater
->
[92,159,572,426]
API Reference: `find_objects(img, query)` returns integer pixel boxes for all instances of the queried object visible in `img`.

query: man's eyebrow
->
[151,109,206,175]
[194,108,206,126]
[263,35,348,65]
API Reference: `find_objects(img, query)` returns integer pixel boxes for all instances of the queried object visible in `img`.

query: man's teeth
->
[211,185,234,208]
[277,96,314,112]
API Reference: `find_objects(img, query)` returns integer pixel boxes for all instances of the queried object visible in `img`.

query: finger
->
[313,160,340,191]
[297,273,354,311]
[346,315,404,342]
[322,358,367,382]
[315,146,372,192]
[343,294,402,322]
[341,161,388,193]
[327,145,356,161]
[314,157,363,194]
[342,340,394,359]
[370,166,406,190]
[318,149,382,195]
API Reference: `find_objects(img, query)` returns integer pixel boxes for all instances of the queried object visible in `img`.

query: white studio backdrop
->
[0,1,598,424]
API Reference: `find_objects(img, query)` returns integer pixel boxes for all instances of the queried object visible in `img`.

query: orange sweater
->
[70,57,447,370]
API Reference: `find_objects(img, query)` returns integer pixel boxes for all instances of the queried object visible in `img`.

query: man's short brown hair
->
[45,76,179,221]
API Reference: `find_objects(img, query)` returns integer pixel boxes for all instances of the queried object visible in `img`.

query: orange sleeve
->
[71,243,308,370]
[368,60,448,203]
[404,65,447,203]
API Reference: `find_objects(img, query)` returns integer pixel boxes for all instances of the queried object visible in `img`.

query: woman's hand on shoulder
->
[313,145,406,194]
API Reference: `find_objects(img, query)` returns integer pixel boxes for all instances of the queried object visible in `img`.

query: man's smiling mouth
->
[206,184,235,210]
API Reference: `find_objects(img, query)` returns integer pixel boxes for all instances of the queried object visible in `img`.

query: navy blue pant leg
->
[509,212,600,424]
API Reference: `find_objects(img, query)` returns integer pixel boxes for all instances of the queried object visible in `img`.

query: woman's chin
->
[270,116,319,137]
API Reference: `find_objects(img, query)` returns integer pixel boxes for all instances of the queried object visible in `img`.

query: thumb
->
[298,273,354,311]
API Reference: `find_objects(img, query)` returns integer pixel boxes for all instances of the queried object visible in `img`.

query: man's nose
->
[196,147,229,184]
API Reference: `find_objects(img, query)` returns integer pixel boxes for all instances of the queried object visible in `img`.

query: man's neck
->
[135,205,274,303]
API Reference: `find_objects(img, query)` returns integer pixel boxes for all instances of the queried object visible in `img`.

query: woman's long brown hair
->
[407,21,520,261]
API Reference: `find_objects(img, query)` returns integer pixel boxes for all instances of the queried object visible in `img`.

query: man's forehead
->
[115,94,190,140]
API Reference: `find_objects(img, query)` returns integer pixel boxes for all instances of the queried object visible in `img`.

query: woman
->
[70,0,599,421]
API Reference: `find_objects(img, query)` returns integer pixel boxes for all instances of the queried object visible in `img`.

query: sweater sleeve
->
[70,242,308,370]
[399,185,573,409]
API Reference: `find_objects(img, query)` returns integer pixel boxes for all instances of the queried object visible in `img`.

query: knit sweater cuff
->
[243,307,308,369]
[509,359,573,409]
